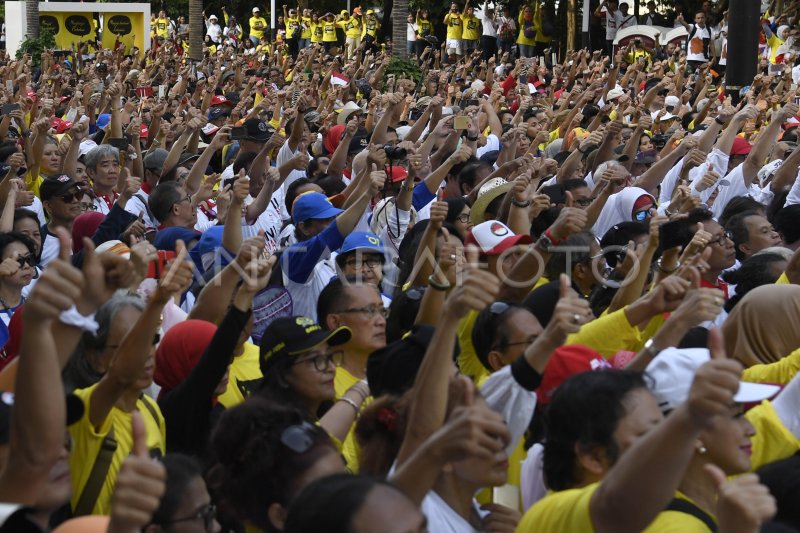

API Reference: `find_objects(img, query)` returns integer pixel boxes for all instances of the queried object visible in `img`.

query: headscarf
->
[71,212,105,253]
[154,319,217,397]
[592,186,655,241]
[722,284,800,366]
[323,124,346,155]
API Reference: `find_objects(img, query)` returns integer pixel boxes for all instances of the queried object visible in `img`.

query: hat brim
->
[734,382,780,404]
[470,182,514,225]
[288,326,352,355]
[295,205,343,224]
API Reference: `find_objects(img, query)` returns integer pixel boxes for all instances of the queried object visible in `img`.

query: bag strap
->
[138,394,160,426]
[73,428,117,516]
[133,193,154,223]
[665,498,717,531]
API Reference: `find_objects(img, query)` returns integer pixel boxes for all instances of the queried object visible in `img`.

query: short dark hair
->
[285,178,315,216]
[774,204,800,245]
[150,455,203,527]
[457,160,491,194]
[723,252,787,312]
[543,370,648,491]
[545,231,595,280]
[472,301,529,370]
[317,278,351,327]
[148,181,183,223]
[725,210,762,261]
[12,208,39,228]
[0,231,36,259]
[719,196,764,228]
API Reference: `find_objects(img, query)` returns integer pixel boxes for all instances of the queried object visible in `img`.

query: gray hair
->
[83,144,120,170]
[85,294,145,351]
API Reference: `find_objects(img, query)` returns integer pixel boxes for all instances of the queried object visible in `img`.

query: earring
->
[697,443,707,455]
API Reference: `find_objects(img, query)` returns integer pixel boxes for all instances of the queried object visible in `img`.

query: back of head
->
[719,196,764,228]
[723,252,787,312]
[543,369,647,490]
[148,181,183,224]
[774,204,800,245]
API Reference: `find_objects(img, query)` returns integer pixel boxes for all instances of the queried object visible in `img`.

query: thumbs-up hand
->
[152,240,194,305]
[705,464,776,533]
[368,164,386,196]
[686,328,743,428]
[547,192,588,241]
[80,237,136,312]
[108,411,166,532]
[543,274,594,342]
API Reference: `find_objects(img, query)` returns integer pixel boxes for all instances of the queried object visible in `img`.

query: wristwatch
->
[642,337,660,359]
[536,232,556,252]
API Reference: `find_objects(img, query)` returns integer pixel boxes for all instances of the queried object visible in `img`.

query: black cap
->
[243,118,276,142]
[348,128,370,154]
[40,175,80,202]
[259,316,351,366]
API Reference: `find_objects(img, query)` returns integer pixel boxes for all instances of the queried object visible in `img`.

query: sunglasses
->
[57,189,84,203]
[15,253,36,268]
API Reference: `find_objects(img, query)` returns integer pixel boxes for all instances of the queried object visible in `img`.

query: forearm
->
[607,248,656,313]
[188,264,241,323]
[222,199,244,252]
[244,181,276,225]
[634,148,684,193]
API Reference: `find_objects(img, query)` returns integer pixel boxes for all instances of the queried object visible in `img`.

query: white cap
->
[252,7,261,13]
[606,87,625,101]
[78,139,98,159]
[395,125,412,141]
[758,159,783,184]
[209,14,218,20]
[465,220,533,255]
[651,110,676,122]
[665,95,680,109]
[646,347,780,413]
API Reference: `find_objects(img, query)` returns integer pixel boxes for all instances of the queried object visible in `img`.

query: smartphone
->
[0,103,19,115]
[108,137,129,151]
[230,126,248,140]
[146,251,176,279]
[158,85,167,101]
[660,219,690,250]
[5,80,12,93]
[454,116,470,130]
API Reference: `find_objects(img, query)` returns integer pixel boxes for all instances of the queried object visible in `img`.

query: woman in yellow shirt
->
[517,5,537,58]
[310,13,324,44]
[322,12,338,51]
[300,8,312,49]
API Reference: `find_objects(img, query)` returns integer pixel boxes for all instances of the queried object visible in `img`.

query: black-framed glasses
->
[294,350,343,372]
[456,213,471,223]
[575,198,593,207]
[15,253,36,268]
[281,421,317,454]
[344,256,383,269]
[160,503,217,532]
[710,230,733,247]
[335,305,388,319]
[491,338,537,351]
[80,202,97,212]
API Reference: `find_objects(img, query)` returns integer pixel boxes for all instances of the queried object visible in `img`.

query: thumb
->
[559,273,571,299]
[703,463,728,488]
[707,327,727,360]
[82,237,96,267]
[465,244,480,268]
[441,226,451,243]
[697,222,704,233]
[371,163,377,172]
[55,227,71,262]
[565,190,574,208]
[131,410,149,458]
[460,375,476,407]
[686,265,701,289]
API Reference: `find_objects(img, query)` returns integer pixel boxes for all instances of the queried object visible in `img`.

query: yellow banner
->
[102,12,145,56]
[40,12,95,50]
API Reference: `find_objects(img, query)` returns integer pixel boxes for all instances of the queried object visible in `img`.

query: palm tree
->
[26,0,39,38]
[189,0,203,61]
[392,0,409,58]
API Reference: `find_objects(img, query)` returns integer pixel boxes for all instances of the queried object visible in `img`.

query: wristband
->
[338,396,360,413]
[544,228,563,246]
[714,116,726,125]
[512,198,532,208]
[427,274,451,291]
[59,305,99,334]
[466,134,479,141]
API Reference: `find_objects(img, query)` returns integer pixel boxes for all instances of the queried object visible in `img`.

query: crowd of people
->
[1,1,800,532]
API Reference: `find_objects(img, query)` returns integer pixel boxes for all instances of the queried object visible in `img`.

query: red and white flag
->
[331,71,350,87]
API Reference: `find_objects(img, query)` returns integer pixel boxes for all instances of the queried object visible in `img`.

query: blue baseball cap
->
[96,113,111,129]
[338,232,386,258]
[292,192,343,225]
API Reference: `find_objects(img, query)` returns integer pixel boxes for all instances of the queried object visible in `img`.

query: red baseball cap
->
[536,344,611,406]
[210,95,234,107]
[731,137,753,156]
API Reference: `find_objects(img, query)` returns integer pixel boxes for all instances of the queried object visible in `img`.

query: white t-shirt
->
[603,8,622,40]
[407,22,417,41]
[481,14,498,37]
[420,491,487,533]
[124,191,158,230]
[276,142,308,189]
[206,22,222,42]
[686,24,711,62]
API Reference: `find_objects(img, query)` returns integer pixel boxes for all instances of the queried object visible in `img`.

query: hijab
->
[71,212,105,253]
[722,284,800,366]
[154,319,217,397]
[592,186,655,241]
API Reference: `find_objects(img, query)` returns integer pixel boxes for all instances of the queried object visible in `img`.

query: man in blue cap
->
[282,168,386,320]
[335,231,390,304]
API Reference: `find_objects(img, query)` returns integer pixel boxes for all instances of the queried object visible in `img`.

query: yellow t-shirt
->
[340,18,362,39]
[517,13,537,46]
[249,16,267,40]
[517,483,713,532]
[417,19,433,38]
[301,17,312,39]
[155,17,170,39]
[217,342,263,408]
[334,366,366,472]
[68,385,166,515]
[311,22,324,43]
[742,347,800,385]
[363,18,380,38]
[462,15,481,40]
[445,13,463,39]
[285,16,301,39]
[25,170,43,198]
[322,21,338,42]
[746,400,800,471]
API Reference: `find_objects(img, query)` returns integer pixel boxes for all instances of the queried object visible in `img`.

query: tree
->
[189,0,203,61]
[26,0,39,38]
[392,0,409,58]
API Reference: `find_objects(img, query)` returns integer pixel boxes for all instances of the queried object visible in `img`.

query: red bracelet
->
[545,228,563,246]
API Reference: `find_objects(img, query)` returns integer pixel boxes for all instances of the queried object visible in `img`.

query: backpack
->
[524,21,536,39]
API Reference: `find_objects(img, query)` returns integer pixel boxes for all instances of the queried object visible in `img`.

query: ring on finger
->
[572,313,581,324]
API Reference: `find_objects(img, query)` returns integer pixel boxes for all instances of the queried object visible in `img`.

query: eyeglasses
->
[294,350,343,372]
[161,504,217,532]
[456,213,471,223]
[335,305,388,319]
[80,202,97,212]
[281,421,317,454]
[57,189,83,203]
[15,253,36,268]
[174,194,192,207]
[491,338,537,351]
[575,198,593,207]
[633,207,653,222]
[344,256,383,269]
[709,230,733,247]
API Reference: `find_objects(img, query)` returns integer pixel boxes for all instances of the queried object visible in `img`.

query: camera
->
[384,145,407,160]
